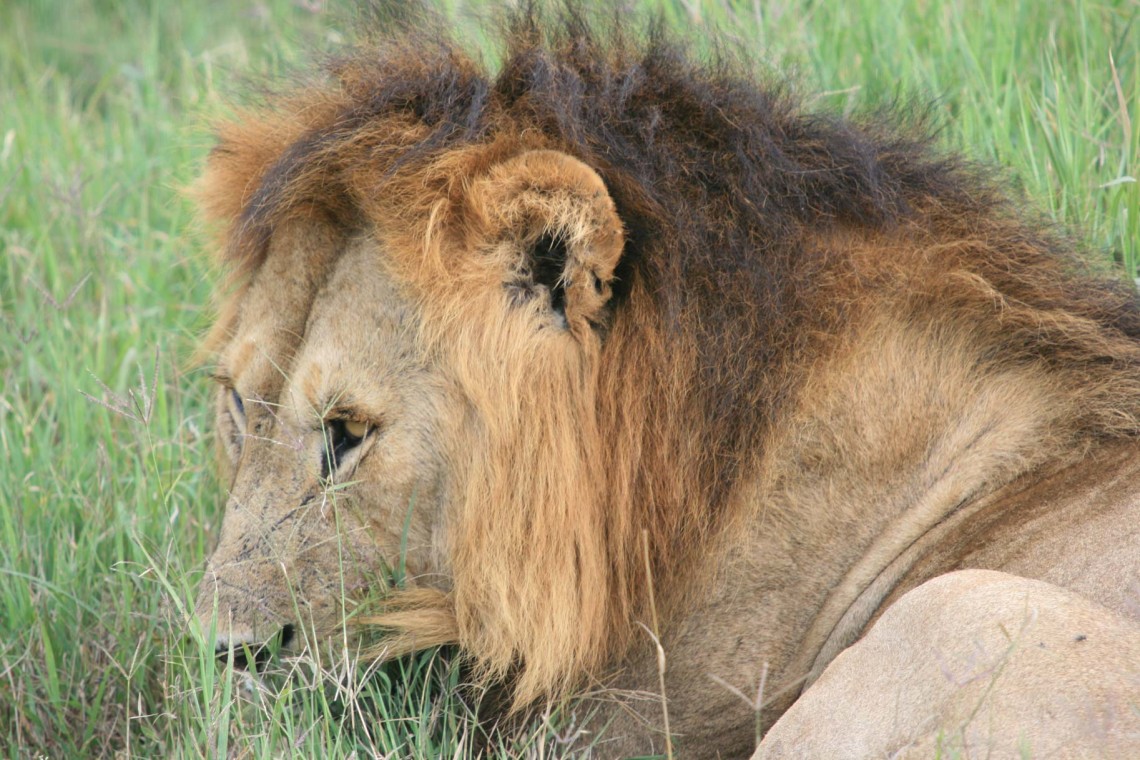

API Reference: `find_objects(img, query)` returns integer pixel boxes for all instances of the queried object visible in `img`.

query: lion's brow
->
[210,368,234,387]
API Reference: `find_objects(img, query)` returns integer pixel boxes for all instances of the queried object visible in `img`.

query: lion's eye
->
[344,419,368,439]
[321,418,370,478]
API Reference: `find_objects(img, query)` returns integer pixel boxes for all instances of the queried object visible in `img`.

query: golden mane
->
[194,7,1140,708]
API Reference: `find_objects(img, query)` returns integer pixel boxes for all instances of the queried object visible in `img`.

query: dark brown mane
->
[205,4,1140,504]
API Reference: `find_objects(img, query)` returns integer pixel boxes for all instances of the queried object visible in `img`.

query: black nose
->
[216,624,296,670]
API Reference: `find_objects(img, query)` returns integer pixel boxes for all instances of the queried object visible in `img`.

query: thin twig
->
[709,659,773,749]
[640,529,672,760]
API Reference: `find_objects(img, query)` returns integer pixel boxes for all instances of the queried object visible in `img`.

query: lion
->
[190,9,1140,758]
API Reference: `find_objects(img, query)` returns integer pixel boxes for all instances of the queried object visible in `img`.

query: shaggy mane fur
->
[195,5,1140,707]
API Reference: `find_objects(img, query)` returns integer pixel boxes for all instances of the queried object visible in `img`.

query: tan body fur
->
[191,10,1140,758]
[753,447,1140,759]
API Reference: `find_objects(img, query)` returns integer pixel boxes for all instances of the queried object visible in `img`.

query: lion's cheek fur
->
[443,318,613,702]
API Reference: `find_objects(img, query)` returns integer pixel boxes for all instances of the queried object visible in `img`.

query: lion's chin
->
[207,622,293,671]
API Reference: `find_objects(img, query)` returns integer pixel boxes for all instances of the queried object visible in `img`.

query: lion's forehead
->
[222,231,429,418]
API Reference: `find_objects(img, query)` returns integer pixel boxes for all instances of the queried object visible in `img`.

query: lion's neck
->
[706,310,1114,715]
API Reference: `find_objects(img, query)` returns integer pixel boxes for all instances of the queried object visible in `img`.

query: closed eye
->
[219,386,248,460]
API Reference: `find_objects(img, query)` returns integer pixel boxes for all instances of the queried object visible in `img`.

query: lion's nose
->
[215,624,296,670]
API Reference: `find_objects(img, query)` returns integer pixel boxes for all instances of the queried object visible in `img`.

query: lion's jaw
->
[193,230,460,654]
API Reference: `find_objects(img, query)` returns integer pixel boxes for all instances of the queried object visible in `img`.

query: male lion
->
[191,10,1140,759]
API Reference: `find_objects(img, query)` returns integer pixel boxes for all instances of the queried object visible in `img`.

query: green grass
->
[1,0,1136,756]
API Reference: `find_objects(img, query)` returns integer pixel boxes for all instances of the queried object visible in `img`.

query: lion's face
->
[194,150,626,676]
[196,230,462,651]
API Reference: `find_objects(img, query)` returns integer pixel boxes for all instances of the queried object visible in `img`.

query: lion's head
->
[192,10,1140,715]
[194,140,634,697]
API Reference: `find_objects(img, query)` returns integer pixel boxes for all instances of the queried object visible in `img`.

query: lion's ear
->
[477,150,624,333]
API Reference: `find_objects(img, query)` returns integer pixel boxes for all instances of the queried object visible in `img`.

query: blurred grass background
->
[1,0,1136,756]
